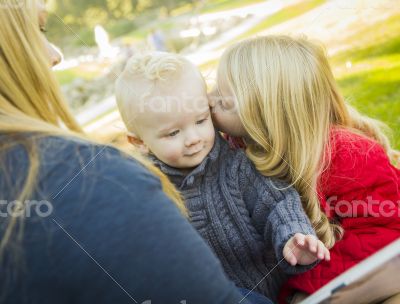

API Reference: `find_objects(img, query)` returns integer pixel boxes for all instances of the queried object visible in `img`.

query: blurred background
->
[46,0,400,150]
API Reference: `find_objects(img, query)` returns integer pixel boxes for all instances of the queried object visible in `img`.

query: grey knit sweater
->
[151,133,317,302]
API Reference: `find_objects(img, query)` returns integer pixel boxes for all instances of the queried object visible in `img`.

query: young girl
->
[211,35,400,303]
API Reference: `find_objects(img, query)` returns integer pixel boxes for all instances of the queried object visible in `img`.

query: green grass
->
[236,0,326,40]
[55,67,99,85]
[332,14,400,65]
[199,0,265,14]
[333,15,400,149]
[337,60,400,149]
[55,69,79,85]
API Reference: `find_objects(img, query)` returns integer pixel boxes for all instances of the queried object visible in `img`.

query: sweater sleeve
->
[5,139,258,304]
[239,156,318,275]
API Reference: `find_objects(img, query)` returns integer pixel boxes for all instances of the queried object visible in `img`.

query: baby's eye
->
[168,130,179,137]
[196,118,207,125]
[40,26,47,33]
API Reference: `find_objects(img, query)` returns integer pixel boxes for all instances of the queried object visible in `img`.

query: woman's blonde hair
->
[0,0,186,259]
[218,35,397,248]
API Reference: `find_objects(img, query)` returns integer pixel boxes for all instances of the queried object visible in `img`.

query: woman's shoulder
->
[0,133,122,161]
[38,134,122,160]
[0,133,156,198]
[41,135,157,187]
[34,134,142,168]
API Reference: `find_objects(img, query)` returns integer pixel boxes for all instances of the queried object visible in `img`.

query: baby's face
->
[138,70,215,169]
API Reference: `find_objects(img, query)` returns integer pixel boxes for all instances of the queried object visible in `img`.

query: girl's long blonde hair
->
[0,0,186,258]
[218,35,397,248]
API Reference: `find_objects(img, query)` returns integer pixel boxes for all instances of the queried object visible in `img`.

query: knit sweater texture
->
[151,133,317,301]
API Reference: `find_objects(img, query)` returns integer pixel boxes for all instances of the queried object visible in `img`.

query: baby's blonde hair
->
[115,52,192,136]
[218,35,397,248]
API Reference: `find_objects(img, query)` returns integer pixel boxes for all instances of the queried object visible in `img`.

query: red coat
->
[280,127,400,302]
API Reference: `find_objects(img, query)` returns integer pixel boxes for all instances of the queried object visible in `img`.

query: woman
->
[0,1,271,303]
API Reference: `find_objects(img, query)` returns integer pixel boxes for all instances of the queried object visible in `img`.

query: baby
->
[115,52,329,302]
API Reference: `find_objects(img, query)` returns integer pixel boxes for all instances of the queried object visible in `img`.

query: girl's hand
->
[283,233,330,266]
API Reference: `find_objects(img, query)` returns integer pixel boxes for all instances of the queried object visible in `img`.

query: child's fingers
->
[283,244,298,266]
[316,240,326,260]
[292,233,305,247]
[324,245,331,261]
[304,235,318,253]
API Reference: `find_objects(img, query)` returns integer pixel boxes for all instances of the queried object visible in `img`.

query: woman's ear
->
[127,133,149,154]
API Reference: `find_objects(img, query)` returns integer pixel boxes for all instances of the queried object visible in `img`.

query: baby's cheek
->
[159,146,182,166]
[207,123,216,142]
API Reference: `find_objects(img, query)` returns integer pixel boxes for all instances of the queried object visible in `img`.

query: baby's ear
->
[127,133,149,154]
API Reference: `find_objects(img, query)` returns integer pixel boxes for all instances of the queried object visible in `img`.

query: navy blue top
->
[0,135,264,304]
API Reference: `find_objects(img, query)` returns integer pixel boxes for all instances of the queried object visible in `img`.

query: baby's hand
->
[283,233,330,266]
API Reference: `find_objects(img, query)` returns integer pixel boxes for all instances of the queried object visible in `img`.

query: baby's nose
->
[185,132,201,147]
